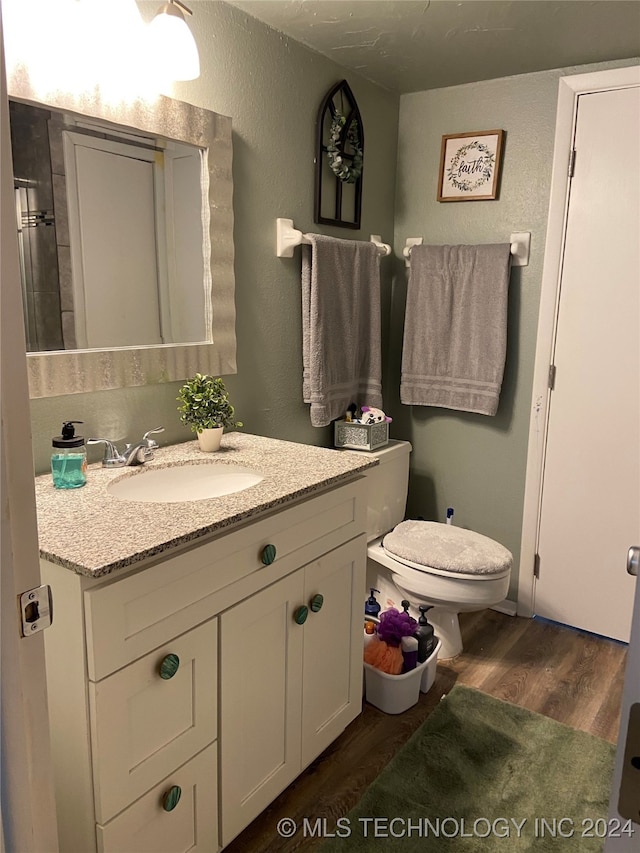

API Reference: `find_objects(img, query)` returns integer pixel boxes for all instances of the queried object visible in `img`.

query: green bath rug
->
[319,685,619,852]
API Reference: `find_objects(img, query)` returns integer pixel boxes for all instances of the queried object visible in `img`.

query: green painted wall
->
[389,58,638,599]
[20,5,636,606]
[28,1,399,472]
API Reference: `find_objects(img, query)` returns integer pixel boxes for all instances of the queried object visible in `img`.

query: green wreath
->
[327,111,363,184]
[446,140,495,192]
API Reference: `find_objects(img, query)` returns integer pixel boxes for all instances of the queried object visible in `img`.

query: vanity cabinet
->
[220,536,365,846]
[40,477,366,853]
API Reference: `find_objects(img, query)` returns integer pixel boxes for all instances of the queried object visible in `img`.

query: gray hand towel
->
[400,244,512,416]
[302,234,383,427]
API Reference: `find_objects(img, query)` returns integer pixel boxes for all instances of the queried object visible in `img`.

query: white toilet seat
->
[382,520,512,579]
[380,544,511,581]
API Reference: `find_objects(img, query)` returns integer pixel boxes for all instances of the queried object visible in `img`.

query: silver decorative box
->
[334,420,389,451]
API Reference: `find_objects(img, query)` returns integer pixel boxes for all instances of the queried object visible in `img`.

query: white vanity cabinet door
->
[300,535,366,767]
[89,619,217,824]
[219,536,366,847]
[96,743,219,853]
[219,570,305,847]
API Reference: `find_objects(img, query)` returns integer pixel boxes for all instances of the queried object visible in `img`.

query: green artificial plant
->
[177,374,243,433]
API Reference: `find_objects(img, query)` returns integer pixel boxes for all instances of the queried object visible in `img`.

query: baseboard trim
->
[491,599,518,617]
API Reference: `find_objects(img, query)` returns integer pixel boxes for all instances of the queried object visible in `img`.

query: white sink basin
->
[107,463,264,503]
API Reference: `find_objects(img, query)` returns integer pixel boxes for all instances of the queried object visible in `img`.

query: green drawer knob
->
[159,654,180,680]
[310,593,324,613]
[261,544,277,565]
[294,605,308,625]
[162,785,182,812]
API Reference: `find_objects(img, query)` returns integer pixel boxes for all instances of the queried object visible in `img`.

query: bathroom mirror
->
[8,77,236,397]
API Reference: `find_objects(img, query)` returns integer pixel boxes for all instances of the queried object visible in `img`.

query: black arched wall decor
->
[314,80,364,229]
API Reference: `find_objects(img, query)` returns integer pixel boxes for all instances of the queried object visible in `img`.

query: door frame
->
[0,14,59,851]
[518,65,640,618]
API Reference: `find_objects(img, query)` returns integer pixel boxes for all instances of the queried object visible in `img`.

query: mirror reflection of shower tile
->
[58,247,73,311]
[24,291,37,353]
[31,225,59,293]
[61,311,77,350]
[33,291,64,352]
[52,174,69,246]
[48,120,66,176]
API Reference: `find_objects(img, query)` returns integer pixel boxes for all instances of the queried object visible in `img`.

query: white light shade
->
[149,2,200,82]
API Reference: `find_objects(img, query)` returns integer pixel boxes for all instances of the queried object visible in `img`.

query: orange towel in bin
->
[363,636,403,675]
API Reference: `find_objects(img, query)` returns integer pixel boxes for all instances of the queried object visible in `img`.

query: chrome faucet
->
[88,427,165,468]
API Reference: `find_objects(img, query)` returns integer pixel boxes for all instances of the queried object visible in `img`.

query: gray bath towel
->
[302,234,382,427]
[400,244,512,416]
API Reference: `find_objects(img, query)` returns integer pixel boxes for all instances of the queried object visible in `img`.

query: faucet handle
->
[87,438,126,468]
[142,427,165,450]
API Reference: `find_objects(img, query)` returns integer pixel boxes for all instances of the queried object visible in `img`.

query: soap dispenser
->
[415,605,435,663]
[51,421,87,489]
[365,588,381,618]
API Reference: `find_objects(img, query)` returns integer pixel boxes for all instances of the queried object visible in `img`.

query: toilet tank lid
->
[346,439,412,459]
[383,520,512,575]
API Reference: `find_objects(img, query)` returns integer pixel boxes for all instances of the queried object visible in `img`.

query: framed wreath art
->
[437,130,504,202]
[314,79,364,228]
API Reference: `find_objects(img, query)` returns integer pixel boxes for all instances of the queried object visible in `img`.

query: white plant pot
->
[197,427,224,452]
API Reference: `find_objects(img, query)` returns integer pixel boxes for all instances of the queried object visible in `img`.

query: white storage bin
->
[364,637,441,715]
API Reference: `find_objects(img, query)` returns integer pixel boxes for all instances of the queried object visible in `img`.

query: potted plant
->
[177,374,242,452]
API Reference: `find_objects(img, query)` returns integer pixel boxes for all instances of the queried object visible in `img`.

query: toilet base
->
[427,607,462,659]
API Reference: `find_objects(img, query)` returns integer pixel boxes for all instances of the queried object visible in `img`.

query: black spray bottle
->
[415,605,435,662]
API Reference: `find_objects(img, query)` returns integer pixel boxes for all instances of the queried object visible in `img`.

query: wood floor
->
[224,610,627,853]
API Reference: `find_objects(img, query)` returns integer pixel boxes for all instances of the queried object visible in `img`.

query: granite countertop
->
[35,432,377,578]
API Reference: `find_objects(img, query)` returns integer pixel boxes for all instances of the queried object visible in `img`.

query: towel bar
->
[276,218,392,258]
[403,233,531,267]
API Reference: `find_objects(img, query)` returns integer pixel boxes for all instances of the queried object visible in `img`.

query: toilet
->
[354,440,512,659]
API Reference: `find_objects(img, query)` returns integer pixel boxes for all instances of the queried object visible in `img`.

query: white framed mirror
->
[8,77,236,398]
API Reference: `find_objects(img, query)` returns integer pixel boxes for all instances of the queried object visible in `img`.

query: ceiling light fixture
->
[149,0,200,82]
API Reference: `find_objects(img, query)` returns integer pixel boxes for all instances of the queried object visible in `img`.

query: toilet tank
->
[348,440,411,541]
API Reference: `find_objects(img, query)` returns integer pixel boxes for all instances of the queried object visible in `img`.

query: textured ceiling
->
[224,1,640,93]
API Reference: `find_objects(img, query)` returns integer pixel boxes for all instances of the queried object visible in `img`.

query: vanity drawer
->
[90,619,217,824]
[97,743,219,853]
[84,478,365,680]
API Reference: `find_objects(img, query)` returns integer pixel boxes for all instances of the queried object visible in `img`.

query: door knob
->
[627,546,639,576]
[294,605,308,625]
[159,653,180,679]
[162,785,182,812]
[261,544,277,565]
[310,593,324,612]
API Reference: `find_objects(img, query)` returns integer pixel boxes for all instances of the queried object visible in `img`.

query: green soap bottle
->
[51,421,87,489]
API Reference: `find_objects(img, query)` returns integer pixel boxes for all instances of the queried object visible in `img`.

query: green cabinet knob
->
[310,593,324,613]
[162,785,182,812]
[294,605,308,625]
[261,544,277,565]
[159,654,180,680]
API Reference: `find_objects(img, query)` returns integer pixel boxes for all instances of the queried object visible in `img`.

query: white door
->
[0,22,58,851]
[534,85,640,642]
[64,133,164,348]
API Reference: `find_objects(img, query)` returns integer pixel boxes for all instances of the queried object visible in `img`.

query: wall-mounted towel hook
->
[276,217,391,258]
[403,237,423,268]
[509,232,531,267]
[370,234,392,256]
[403,232,531,268]
[276,218,311,257]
